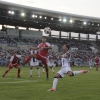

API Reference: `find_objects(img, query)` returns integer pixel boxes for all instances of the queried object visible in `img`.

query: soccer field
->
[0,66,100,100]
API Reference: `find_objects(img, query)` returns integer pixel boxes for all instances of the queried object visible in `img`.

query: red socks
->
[3,70,9,77]
[18,68,20,77]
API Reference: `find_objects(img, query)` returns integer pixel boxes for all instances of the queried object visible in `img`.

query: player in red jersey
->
[2,51,23,78]
[95,55,99,71]
[24,36,52,79]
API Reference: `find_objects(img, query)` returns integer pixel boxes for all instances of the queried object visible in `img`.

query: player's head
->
[42,36,46,43]
[62,44,70,52]
[12,51,17,56]
[96,54,98,57]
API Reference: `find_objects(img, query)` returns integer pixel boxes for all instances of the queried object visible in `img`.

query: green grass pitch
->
[0,66,100,100]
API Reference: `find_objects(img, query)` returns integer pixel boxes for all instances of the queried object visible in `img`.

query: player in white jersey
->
[47,55,55,73]
[29,49,40,77]
[47,44,88,91]
[89,58,93,70]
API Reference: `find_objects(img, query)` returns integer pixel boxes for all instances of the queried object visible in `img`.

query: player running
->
[2,51,23,78]
[89,58,93,70]
[47,44,88,91]
[29,48,40,77]
[24,36,52,79]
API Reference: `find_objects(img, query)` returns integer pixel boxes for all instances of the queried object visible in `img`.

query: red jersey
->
[10,55,21,64]
[95,57,99,63]
[38,42,51,57]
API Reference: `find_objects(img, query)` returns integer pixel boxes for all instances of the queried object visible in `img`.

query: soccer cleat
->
[38,76,40,77]
[81,70,88,73]
[2,75,5,78]
[30,75,32,77]
[17,76,21,78]
[21,62,25,66]
[46,78,49,80]
[47,88,56,91]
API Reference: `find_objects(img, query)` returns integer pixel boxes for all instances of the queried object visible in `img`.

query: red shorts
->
[35,54,47,66]
[8,63,19,69]
[95,62,99,66]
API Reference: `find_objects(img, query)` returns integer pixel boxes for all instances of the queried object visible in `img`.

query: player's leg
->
[90,65,92,70]
[2,64,12,77]
[40,56,49,79]
[50,66,54,73]
[17,66,21,78]
[30,66,33,77]
[16,65,21,78]
[29,61,34,77]
[47,69,64,91]
[96,64,98,71]
[44,63,49,79]
[36,66,40,77]
[24,54,36,64]
[35,60,40,77]
[67,70,88,77]
[42,66,45,73]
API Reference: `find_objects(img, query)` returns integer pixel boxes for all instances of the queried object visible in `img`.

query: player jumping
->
[23,36,52,79]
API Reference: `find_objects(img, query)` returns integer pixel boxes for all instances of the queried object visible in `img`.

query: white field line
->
[0,80,38,84]
[1,78,25,80]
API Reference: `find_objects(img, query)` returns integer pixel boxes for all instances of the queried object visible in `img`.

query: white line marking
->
[1,78,25,80]
[0,80,38,84]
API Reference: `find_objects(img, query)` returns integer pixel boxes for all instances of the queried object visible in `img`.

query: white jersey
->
[89,59,92,66]
[30,50,38,62]
[57,52,72,77]
[61,52,71,68]
[30,50,39,66]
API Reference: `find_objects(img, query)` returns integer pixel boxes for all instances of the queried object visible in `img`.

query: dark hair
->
[42,36,46,39]
[65,44,70,50]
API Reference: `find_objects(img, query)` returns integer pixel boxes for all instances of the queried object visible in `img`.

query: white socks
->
[43,67,45,73]
[52,68,54,73]
[90,66,92,69]
[30,69,33,76]
[52,78,58,89]
[37,68,40,76]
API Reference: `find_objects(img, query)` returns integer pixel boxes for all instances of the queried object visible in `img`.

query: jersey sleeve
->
[16,55,21,58]
[46,42,51,46]
[10,56,14,61]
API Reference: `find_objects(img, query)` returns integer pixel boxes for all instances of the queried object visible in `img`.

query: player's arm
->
[42,46,52,50]
[28,46,39,50]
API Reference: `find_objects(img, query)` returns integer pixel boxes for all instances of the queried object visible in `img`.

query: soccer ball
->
[44,27,51,34]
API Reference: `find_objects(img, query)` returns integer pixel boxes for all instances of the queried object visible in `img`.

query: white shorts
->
[30,61,39,66]
[57,67,72,77]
